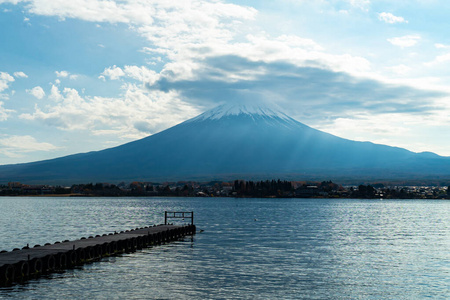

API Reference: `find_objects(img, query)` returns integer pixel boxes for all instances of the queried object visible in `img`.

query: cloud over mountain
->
[149,55,446,119]
[2,0,450,164]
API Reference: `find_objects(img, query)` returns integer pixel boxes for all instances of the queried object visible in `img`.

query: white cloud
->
[317,99,450,156]
[314,113,435,154]
[0,101,14,121]
[100,65,125,80]
[9,1,371,81]
[435,53,450,64]
[387,35,420,48]
[123,65,158,84]
[0,0,24,4]
[49,84,63,101]
[23,0,257,27]
[435,43,450,49]
[19,84,201,138]
[378,12,408,24]
[55,70,69,78]
[25,0,135,23]
[100,65,158,84]
[55,71,78,80]
[18,1,259,66]
[427,44,450,66]
[347,0,370,11]
[386,64,412,75]
[151,32,371,85]
[425,53,450,66]
[0,72,15,92]
[26,86,46,99]
[318,114,408,140]
[0,135,59,157]
[13,71,28,78]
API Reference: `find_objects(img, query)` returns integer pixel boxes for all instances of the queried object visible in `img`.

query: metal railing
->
[164,211,194,225]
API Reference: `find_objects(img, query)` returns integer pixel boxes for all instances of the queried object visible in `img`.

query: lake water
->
[0,197,449,299]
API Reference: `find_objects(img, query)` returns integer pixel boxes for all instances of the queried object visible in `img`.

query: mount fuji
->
[1,102,450,184]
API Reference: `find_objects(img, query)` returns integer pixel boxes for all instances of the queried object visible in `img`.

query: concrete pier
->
[0,223,196,286]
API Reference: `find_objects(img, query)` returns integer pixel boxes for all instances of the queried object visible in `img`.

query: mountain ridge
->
[0,102,449,184]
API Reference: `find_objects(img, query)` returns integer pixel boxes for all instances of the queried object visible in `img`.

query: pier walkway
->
[0,217,196,286]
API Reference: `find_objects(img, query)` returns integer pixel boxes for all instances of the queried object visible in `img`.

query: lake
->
[0,197,449,299]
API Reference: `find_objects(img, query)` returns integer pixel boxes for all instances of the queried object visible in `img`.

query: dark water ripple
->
[0,197,449,299]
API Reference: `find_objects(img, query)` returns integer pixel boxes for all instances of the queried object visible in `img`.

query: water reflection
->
[0,197,449,299]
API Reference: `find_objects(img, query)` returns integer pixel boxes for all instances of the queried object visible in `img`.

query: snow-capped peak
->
[188,101,294,123]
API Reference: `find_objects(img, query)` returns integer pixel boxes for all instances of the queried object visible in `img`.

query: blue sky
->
[0,0,450,164]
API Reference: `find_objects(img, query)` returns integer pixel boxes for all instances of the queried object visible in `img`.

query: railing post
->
[164,211,194,225]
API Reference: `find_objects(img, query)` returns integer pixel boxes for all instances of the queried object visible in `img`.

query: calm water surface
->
[0,197,449,299]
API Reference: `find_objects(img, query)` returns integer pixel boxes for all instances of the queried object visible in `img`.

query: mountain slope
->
[1,102,449,184]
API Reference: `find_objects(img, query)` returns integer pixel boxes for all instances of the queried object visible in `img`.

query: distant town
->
[1,180,449,199]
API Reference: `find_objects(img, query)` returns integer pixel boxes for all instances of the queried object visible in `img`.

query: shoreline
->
[1,194,449,200]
